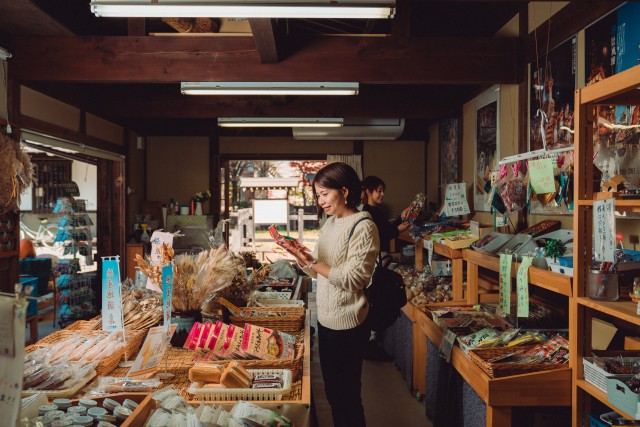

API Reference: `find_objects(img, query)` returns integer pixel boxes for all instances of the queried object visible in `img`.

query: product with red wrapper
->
[269,225,309,252]
[405,193,426,222]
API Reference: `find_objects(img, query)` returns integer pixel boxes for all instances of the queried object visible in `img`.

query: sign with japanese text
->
[529,158,556,194]
[127,324,177,377]
[0,296,27,425]
[499,253,513,314]
[517,257,533,318]
[424,238,434,266]
[162,264,173,336]
[102,257,124,332]
[150,231,174,265]
[594,198,616,262]
[444,183,470,216]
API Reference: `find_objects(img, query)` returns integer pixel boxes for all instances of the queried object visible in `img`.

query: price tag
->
[517,256,533,318]
[424,239,434,266]
[499,253,513,314]
[127,325,177,377]
[529,158,556,194]
[444,183,470,217]
[438,329,457,363]
[594,198,616,263]
[470,220,480,237]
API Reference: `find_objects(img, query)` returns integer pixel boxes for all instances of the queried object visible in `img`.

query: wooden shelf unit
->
[397,233,466,302]
[571,64,640,426]
[416,309,571,427]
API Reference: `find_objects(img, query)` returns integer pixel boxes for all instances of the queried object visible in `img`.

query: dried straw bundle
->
[172,246,248,312]
[0,133,33,212]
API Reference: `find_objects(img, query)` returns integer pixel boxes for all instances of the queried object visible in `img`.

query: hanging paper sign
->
[127,324,177,377]
[150,231,174,264]
[444,183,471,216]
[594,199,616,263]
[102,257,124,332]
[0,296,27,425]
[470,220,480,238]
[529,158,556,194]
[517,257,533,318]
[424,238,434,266]
[499,253,513,314]
[438,329,457,363]
[162,265,174,336]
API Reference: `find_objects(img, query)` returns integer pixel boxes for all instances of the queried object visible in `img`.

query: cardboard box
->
[442,234,479,249]
[592,318,618,350]
[624,336,640,350]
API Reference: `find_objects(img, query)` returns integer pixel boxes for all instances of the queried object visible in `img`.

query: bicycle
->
[19,216,59,248]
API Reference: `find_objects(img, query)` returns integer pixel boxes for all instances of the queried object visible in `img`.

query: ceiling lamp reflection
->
[181,82,359,96]
[90,1,395,19]
[218,117,343,128]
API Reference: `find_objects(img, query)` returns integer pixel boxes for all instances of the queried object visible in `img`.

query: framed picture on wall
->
[474,86,499,212]
[439,118,461,200]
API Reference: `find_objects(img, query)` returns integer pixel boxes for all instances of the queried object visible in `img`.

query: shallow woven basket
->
[468,346,568,378]
[216,297,305,333]
[26,329,146,376]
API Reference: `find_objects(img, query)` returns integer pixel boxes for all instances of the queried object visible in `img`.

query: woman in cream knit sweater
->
[283,162,379,427]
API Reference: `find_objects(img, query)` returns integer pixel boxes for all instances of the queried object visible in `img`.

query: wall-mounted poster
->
[474,87,499,212]
[439,118,461,199]
[530,36,576,151]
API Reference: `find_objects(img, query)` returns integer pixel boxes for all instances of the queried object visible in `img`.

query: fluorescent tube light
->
[0,47,11,61]
[181,81,359,96]
[90,1,395,19]
[218,117,343,128]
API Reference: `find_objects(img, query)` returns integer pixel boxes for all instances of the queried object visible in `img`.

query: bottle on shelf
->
[140,223,150,243]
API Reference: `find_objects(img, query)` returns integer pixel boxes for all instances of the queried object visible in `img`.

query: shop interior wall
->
[126,133,146,234]
[21,86,80,131]
[362,139,426,217]
[86,113,124,146]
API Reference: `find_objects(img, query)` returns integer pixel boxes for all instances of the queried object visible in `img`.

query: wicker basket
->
[216,297,305,333]
[468,346,569,378]
[188,368,293,401]
[26,329,146,376]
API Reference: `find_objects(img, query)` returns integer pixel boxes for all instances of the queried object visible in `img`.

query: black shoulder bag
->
[349,217,407,331]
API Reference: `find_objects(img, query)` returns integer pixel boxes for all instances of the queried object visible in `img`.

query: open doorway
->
[222,159,326,260]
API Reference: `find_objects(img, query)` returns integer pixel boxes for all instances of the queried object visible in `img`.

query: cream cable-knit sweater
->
[302,211,380,330]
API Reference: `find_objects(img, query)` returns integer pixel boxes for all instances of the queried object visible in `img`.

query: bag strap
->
[347,216,382,264]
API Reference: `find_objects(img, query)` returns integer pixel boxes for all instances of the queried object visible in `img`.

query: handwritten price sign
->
[529,158,556,194]
[594,198,616,262]
[444,183,470,216]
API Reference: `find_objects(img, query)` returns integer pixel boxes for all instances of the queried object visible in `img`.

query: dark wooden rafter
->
[248,18,279,64]
[10,35,519,84]
[525,0,624,64]
[391,0,411,38]
[128,18,146,36]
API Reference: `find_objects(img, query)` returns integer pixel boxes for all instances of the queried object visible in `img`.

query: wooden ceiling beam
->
[10,35,519,84]
[525,0,624,64]
[248,18,279,64]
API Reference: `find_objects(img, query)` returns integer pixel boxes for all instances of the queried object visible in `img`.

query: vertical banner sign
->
[594,199,616,262]
[424,239,434,267]
[444,183,471,216]
[102,256,124,332]
[499,253,513,314]
[0,296,27,426]
[517,257,534,318]
[162,265,173,336]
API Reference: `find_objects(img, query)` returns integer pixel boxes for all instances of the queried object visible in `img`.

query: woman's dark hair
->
[361,175,386,205]
[312,162,362,218]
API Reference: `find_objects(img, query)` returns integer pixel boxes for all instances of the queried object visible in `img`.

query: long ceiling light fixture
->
[218,117,343,128]
[90,0,395,19]
[181,82,359,96]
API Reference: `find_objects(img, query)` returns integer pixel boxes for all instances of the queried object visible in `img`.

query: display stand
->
[415,248,573,426]
[397,233,466,302]
[570,64,640,426]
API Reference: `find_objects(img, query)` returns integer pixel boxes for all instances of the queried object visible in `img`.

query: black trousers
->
[318,321,370,427]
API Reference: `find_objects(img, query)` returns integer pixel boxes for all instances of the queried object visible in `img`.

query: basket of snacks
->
[215,296,305,332]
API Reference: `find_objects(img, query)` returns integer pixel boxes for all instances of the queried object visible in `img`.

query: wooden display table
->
[416,309,571,427]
